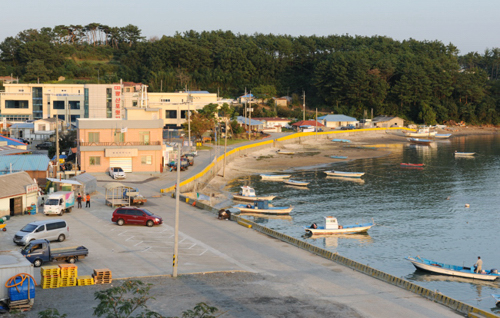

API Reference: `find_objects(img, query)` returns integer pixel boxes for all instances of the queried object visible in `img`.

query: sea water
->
[230,134,500,313]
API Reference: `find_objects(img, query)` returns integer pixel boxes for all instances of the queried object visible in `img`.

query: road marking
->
[126,236,135,241]
[134,241,143,246]
[118,231,128,236]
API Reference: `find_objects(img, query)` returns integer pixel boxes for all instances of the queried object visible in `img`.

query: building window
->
[57,115,65,121]
[114,132,125,143]
[139,131,150,144]
[88,132,100,143]
[180,110,187,119]
[166,110,176,119]
[89,156,101,166]
[5,100,29,108]
[39,124,46,131]
[69,101,80,110]
[161,99,170,103]
[70,115,80,122]
[132,101,138,107]
[53,101,65,110]
[18,89,24,92]
[61,90,67,92]
[141,156,152,165]
[126,88,130,92]
[106,88,112,118]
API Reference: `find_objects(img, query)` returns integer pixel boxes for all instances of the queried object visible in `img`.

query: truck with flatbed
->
[20,239,88,267]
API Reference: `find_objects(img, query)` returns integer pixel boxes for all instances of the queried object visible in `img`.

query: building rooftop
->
[373,116,400,122]
[252,117,291,122]
[77,119,164,129]
[0,146,30,156]
[0,171,36,198]
[317,115,358,122]
[0,155,50,174]
[10,123,34,129]
[292,120,324,127]
[0,135,26,146]
[236,116,263,126]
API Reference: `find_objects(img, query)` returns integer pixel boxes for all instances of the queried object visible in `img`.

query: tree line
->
[1,25,500,125]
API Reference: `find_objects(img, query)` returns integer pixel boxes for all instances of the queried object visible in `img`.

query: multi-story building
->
[0,83,221,128]
[77,119,165,173]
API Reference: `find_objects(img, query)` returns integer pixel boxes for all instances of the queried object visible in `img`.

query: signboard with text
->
[26,184,38,194]
[114,85,121,119]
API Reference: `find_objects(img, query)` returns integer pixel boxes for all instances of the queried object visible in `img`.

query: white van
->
[13,220,69,246]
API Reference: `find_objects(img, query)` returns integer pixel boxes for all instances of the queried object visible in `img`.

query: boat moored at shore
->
[324,170,365,178]
[283,179,310,187]
[260,174,291,180]
[435,133,452,139]
[232,186,276,202]
[404,127,437,138]
[454,151,475,156]
[408,138,432,145]
[406,256,500,281]
[305,216,374,236]
[233,200,293,215]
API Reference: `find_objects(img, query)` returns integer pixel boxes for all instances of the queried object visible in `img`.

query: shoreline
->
[194,127,499,207]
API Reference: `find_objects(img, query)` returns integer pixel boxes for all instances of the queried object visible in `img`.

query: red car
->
[111,207,163,227]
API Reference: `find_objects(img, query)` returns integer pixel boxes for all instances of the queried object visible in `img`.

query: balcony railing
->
[80,141,161,146]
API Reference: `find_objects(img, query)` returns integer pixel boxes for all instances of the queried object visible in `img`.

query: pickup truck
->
[109,167,126,179]
[21,239,88,267]
[123,187,147,205]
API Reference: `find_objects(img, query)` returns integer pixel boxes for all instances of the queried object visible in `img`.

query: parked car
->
[13,219,69,246]
[111,207,163,227]
[109,167,126,179]
[36,141,53,150]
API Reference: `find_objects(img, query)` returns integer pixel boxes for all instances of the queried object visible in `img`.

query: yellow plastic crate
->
[41,265,60,276]
[59,264,78,278]
[77,275,95,286]
[41,276,60,289]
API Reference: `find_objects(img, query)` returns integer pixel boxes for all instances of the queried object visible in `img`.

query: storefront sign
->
[114,85,121,119]
[105,149,138,157]
[26,184,38,194]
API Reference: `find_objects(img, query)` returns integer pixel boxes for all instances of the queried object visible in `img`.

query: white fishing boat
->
[454,151,475,156]
[407,138,432,145]
[491,294,500,307]
[260,174,291,180]
[305,216,374,236]
[232,186,276,202]
[276,150,295,155]
[405,256,500,281]
[435,133,452,139]
[233,200,293,215]
[404,127,437,138]
[324,170,365,178]
[283,179,310,187]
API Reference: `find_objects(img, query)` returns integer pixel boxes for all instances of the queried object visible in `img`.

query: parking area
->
[0,193,248,284]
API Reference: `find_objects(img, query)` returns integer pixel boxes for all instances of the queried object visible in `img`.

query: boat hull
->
[407,138,432,145]
[260,174,291,180]
[232,194,276,201]
[305,224,373,235]
[454,152,475,156]
[400,163,424,167]
[325,171,365,178]
[404,131,437,138]
[435,134,452,139]
[284,180,309,186]
[234,205,293,215]
[406,257,499,281]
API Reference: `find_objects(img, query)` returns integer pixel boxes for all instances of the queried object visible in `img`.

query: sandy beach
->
[198,126,499,206]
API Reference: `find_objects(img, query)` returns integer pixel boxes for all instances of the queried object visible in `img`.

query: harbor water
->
[230,134,500,313]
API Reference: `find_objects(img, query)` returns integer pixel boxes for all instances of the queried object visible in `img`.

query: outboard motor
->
[491,268,498,274]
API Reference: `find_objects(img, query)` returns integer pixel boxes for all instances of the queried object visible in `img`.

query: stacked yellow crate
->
[41,266,60,289]
[77,275,95,286]
[59,264,77,287]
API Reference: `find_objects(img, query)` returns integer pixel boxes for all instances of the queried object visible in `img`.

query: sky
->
[2,0,499,55]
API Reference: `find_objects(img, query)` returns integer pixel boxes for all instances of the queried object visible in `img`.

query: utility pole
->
[185,85,191,151]
[248,91,252,140]
[173,142,181,277]
[315,108,318,139]
[302,90,306,121]
[55,117,59,178]
[160,80,162,92]
[223,119,227,177]
[244,88,247,139]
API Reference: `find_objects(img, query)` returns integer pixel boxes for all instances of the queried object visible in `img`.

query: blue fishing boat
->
[406,256,500,281]
[331,156,348,159]
[332,139,351,143]
[491,294,500,307]
[233,200,293,215]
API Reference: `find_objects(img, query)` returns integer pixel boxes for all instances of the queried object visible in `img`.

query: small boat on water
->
[260,174,291,180]
[232,186,276,202]
[404,127,437,138]
[305,216,374,236]
[233,200,293,215]
[454,151,475,156]
[400,163,425,167]
[326,176,365,184]
[408,138,432,145]
[491,294,500,307]
[283,179,310,187]
[332,139,351,143]
[331,155,348,159]
[324,170,365,178]
[435,133,452,139]
[405,256,500,281]
[277,150,295,155]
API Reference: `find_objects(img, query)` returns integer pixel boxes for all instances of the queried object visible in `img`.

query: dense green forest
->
[1,24,500,125]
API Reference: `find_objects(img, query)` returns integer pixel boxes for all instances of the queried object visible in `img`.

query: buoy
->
[465,204,470,208]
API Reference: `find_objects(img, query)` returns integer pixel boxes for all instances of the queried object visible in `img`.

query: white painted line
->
[118,231,128,236]
[134,241,143,246]
[199,250,208,256]
[187,244,196,249]
[125,236,135,241]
